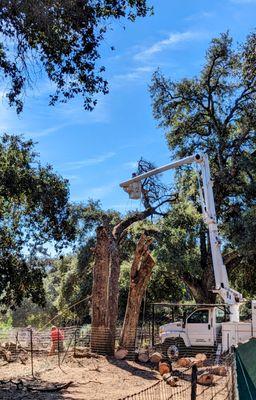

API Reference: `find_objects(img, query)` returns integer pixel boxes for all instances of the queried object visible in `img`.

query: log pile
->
[0,342,28,364]
[113,347,226,390]
[156,352,228,388]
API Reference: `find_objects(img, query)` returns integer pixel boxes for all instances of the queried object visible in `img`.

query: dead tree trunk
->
[91,226,121,355]
[107,237,120,353]
[91,202,172,356]
[91,226,113,354]
[119,234,155,352]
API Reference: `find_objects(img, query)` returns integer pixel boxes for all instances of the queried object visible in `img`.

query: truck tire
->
[162,338,185,360]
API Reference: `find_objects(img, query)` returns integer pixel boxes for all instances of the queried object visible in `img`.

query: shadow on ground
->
[107,357,159,381]
[0,379,82,400]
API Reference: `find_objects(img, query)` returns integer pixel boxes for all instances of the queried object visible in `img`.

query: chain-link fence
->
[118,354,237,400]
[0,326,238,400]
[118,378,191,400]
[0,325,85,377]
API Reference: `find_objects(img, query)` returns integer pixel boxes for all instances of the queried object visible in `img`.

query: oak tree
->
[0,0,151,113]
[150,32,256,302]
[0,134,75,310]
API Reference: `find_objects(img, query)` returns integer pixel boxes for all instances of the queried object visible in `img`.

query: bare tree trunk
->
[91,226,112,354]
[91,206,169,356]
[181,225,216,304]
[182,270,216,304]
[91,226,121,355]
[119,235,155,351]
[107,236,120,354]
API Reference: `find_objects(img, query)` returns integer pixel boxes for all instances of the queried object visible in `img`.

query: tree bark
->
[182,271,216,304]
[107,235,120,353]
[91,203,171,355]
[119,235,155,351]
[182,225,216,304]
[91,226,112,354]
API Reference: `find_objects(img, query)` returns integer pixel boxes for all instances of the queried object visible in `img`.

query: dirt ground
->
[0,354,232,400]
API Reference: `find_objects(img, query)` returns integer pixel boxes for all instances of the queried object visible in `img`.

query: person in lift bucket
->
[49,325,64,355]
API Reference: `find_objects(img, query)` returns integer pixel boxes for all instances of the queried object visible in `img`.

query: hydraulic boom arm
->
[120,153,243,321]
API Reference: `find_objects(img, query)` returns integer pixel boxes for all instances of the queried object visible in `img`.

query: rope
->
[39,295,91,332]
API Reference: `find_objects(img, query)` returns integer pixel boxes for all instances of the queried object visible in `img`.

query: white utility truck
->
[120,153,256,358]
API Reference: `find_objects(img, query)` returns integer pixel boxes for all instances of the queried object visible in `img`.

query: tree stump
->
[114,349,128,360]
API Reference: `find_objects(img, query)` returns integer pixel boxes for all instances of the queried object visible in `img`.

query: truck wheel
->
[162,338,185,360]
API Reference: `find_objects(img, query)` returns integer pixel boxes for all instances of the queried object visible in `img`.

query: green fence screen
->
[236,338,256,400]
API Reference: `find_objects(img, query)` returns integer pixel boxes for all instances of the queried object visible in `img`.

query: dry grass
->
[0,354,232,400]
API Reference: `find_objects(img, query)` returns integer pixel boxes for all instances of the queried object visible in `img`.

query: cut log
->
[3,342,17,352]
[159,362,171,375]
[162,372,172,381]
[197,373,214,386]
[150,352,162,364]
[191,358,204,367]
[138,352,149,363]
[0,348,12,362]
[114,349,128,360]
[176,358,191,368]
[195,353,207,362]
[206,366,227,376]
[19,350,28,365]
[166,376,179,387]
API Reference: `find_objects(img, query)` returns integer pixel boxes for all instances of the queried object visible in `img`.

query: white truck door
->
[186,308,214,346]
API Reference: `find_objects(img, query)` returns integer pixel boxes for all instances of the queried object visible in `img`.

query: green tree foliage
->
[150,32,256,299]
[0,0,151,113]
[0,134,75,310]
[56,245,94,324]
[155,200,213,302]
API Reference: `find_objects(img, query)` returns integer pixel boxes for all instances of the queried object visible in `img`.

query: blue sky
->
[0,0,256,214]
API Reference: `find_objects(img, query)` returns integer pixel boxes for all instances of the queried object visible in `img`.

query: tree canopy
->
[150,32,256,301]
[0,134,75,310]
[0,0,151,113]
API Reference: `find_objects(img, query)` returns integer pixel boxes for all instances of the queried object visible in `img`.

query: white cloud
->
[0,90,110,140]
[123,161,138,170]
[57,96,110,125]
[72,182,117,201]
[114,66,153,81]
[26,123,68,138]
[112,66,154,87]
[62,151,116,171]
[185,11,215,21]
[134,31,206,61]
[63,175,82,184]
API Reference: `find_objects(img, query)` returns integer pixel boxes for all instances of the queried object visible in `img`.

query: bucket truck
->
[120,153,256,357]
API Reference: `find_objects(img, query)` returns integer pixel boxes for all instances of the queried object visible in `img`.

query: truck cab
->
[159,306,228,358]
